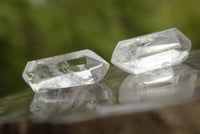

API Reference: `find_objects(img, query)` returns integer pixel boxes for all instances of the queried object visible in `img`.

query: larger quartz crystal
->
[22,49,110,92]
[111,28,191,74]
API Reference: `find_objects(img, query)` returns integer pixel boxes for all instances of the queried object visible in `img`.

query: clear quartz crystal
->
[111,28,191,74]
[119,64,198,103]
[22,49,110,92]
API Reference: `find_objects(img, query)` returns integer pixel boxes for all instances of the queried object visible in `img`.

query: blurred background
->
[0,0,200,97]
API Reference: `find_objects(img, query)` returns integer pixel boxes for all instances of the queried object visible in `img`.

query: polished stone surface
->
[22,49,110,92]
[119,64,197,103]
[30,83,115,121]
[111,28,191,74]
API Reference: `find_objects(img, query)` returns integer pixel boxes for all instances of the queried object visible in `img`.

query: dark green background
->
[1,0,200,97]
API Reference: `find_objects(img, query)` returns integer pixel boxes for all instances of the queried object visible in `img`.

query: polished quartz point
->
[119,64,197,103]
[22,49,110,92]
[30,83,115,119]
[111,28,191,74]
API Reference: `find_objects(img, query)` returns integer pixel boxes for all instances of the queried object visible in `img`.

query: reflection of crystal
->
[111,28,191,74]
[30,83,115,119]
[22,49,110,92]
[185,50,200,70]
[119,64,197,103]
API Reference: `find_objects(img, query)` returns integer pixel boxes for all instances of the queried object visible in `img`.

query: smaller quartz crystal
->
[111,28,191,74]
[22,49,110,92]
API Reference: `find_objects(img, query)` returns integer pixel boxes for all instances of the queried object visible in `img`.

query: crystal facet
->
[111,28,191,74]
[119,64,197,103]
[22,49,110,92]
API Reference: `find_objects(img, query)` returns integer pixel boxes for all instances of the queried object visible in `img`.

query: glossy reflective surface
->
[119,64,197,103]
[30,83,115,121]
[1,50,200,123]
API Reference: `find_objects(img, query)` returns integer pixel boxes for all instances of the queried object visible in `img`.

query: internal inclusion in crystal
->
[111,28,191,74]
[22,49,110,92]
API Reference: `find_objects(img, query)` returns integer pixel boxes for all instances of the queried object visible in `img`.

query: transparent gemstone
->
[119,64,197,103]
[111,28,191,74]
[22,49,110,92]
[30,83,115,119]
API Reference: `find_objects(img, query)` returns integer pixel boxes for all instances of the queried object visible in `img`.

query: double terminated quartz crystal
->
[111,28,191,74]
[22,49,109,92]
